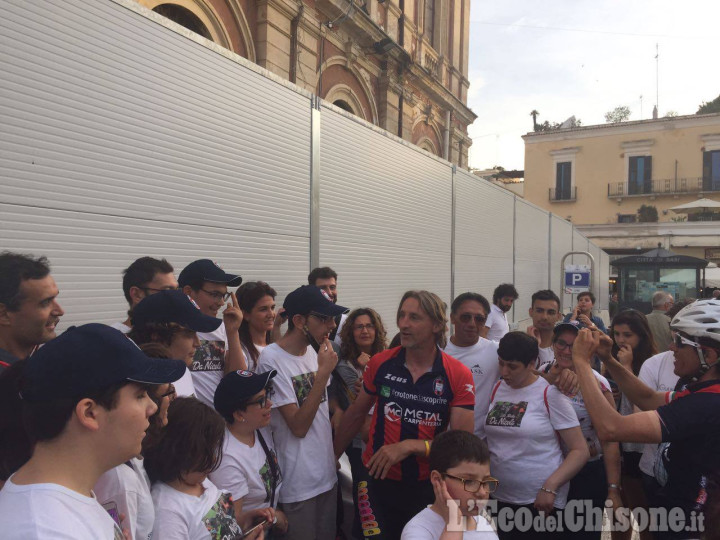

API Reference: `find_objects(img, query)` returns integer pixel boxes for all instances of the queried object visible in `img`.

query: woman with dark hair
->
[609,309,658,540]
[94,343,177,540]
[485,332,589,539]
[332,308,388,537]
[145,397,270,539]
[236,281,280,372]
[210,369,287,536]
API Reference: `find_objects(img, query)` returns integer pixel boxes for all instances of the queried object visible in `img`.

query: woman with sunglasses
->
[236,281,283,372]
[539,322,622,540]
[485,331,589,539]
[93,343,177,540]
[210,369,288,537]
[608,309,658,540]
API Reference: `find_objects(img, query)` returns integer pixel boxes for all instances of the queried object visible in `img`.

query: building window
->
[628,156,652,195]
[153,4,213,41]
[424,0,435,47]
[555,161,572,199]
[703,150,720,191]
[618,214,637,223]
[333,100,354,114]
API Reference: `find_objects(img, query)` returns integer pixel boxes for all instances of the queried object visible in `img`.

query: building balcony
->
[549,187,577,202]
[607,177,720,198]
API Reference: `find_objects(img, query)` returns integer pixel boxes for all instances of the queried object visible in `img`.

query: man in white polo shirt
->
[481,283,518,342]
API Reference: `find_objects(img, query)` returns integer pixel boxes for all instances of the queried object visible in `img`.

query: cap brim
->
[553,322,584,334]
[317,303,349,317]
[127,356,188,384]
[187,311,223,333]
[206,274,242,287]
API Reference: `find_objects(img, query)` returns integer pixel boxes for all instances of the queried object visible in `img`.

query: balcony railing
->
[549,187,577,202]
[607,177,720,197]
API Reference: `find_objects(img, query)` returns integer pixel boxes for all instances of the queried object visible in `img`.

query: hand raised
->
[572,328,599,365]
[223,291,243,333]
[317,338,338,374]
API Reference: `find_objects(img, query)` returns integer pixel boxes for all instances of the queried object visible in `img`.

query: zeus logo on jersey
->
[384,373,408,383]
[384,402,442,426]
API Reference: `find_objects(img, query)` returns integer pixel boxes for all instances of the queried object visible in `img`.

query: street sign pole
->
[560,251,596,314]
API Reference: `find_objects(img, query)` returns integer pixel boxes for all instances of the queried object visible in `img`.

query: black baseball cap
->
[131,290,222,333]
[283,285,348,318]
[553,320,586,335]
[214,369,277,418]
[21,324,186,402]
[178,259,242,288]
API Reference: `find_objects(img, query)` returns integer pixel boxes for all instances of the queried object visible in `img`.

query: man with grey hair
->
[646,290,673,352]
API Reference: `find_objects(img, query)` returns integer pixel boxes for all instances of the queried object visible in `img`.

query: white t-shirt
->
[256,343,336,503]
[401,507,498,540]
[190,323,228,407]
[209,427,282,511]
[94,458,154,540]
[485,377,579,509]
[241,342,267,373]
[563,370,611,462]
[537,346,554,369]
[443,338,500,439]
[174,367,196,398]
[638,351,680,477]
[151,479,242,540]
[485,305,509,342]
[0,476,123,539]
[109,322,131,334]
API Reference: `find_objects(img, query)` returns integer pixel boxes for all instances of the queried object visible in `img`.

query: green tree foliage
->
[605,106,631,123]
[697,94,720,114]
[637,204,658,223]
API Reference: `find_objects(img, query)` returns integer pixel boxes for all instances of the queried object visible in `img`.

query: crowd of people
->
[0,251,719,540]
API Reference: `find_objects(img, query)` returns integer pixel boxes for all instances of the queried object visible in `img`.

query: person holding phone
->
[563,292,607,334]
[256,285,348,540]
[211,369,288,536]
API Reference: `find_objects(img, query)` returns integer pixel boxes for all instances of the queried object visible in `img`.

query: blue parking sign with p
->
[564,265,591,293]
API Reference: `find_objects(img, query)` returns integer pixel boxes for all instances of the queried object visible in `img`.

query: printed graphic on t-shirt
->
[470,363,485,376]
[486,401,528,427]
[259,448,282,503]
[291,371,325,406]
[202,492,242,539]
[191,340,226,372]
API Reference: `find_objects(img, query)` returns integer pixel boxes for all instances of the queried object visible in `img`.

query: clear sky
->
[466,0,720,171]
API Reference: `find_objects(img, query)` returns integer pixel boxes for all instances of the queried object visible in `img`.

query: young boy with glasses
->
[401,430,498,539]
[255,284,348,540]
[178,259,245,407]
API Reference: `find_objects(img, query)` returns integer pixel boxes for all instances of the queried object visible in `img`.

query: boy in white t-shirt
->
[256,284,348,540]
[178,259,245,406]
[0,324,186,539]
[402,430,498,540]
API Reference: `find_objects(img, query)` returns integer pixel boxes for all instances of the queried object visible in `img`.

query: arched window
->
[333,100,354,114]
[153,4,213,40]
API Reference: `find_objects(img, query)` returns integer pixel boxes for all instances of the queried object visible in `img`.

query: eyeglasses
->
[159,383,176,400]
[353,323,375,332]
[674,334,701,350]
[458,313,487,325]
[200,289,231,302]
[554,339,573,352]
[246,393,271,409]
[309,311,332,323]
[141,286,180,294]
[442,473,499,494]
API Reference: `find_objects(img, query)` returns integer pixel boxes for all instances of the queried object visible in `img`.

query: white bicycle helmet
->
[670,299,720,373]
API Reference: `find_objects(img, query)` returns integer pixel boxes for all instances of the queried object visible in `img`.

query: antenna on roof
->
[655,43,659,115]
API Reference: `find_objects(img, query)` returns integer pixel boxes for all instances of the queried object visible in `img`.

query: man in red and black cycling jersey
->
[334,290,474,540]
[572,299,720,540]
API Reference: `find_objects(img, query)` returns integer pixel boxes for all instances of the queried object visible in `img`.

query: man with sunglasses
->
[572,299,720,539]
[443,292,499,440]
[256,284,348,540]
[112,256,178,334]
[178,259,245,407]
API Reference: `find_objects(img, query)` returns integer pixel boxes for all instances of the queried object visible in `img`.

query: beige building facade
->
[522,113,720,262]
[133,0,475,165]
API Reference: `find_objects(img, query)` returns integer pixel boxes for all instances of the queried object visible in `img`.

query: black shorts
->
[621,450,643,479]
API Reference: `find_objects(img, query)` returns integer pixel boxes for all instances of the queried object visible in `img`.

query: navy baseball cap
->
[131,290,221,333]
[21,324,187,402]
[553,320,586,335]
[214,369,277,418]
[178,259,242,288]
[283,285,348,318]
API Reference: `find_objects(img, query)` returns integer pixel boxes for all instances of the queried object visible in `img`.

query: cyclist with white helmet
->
[570,299,720,540]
